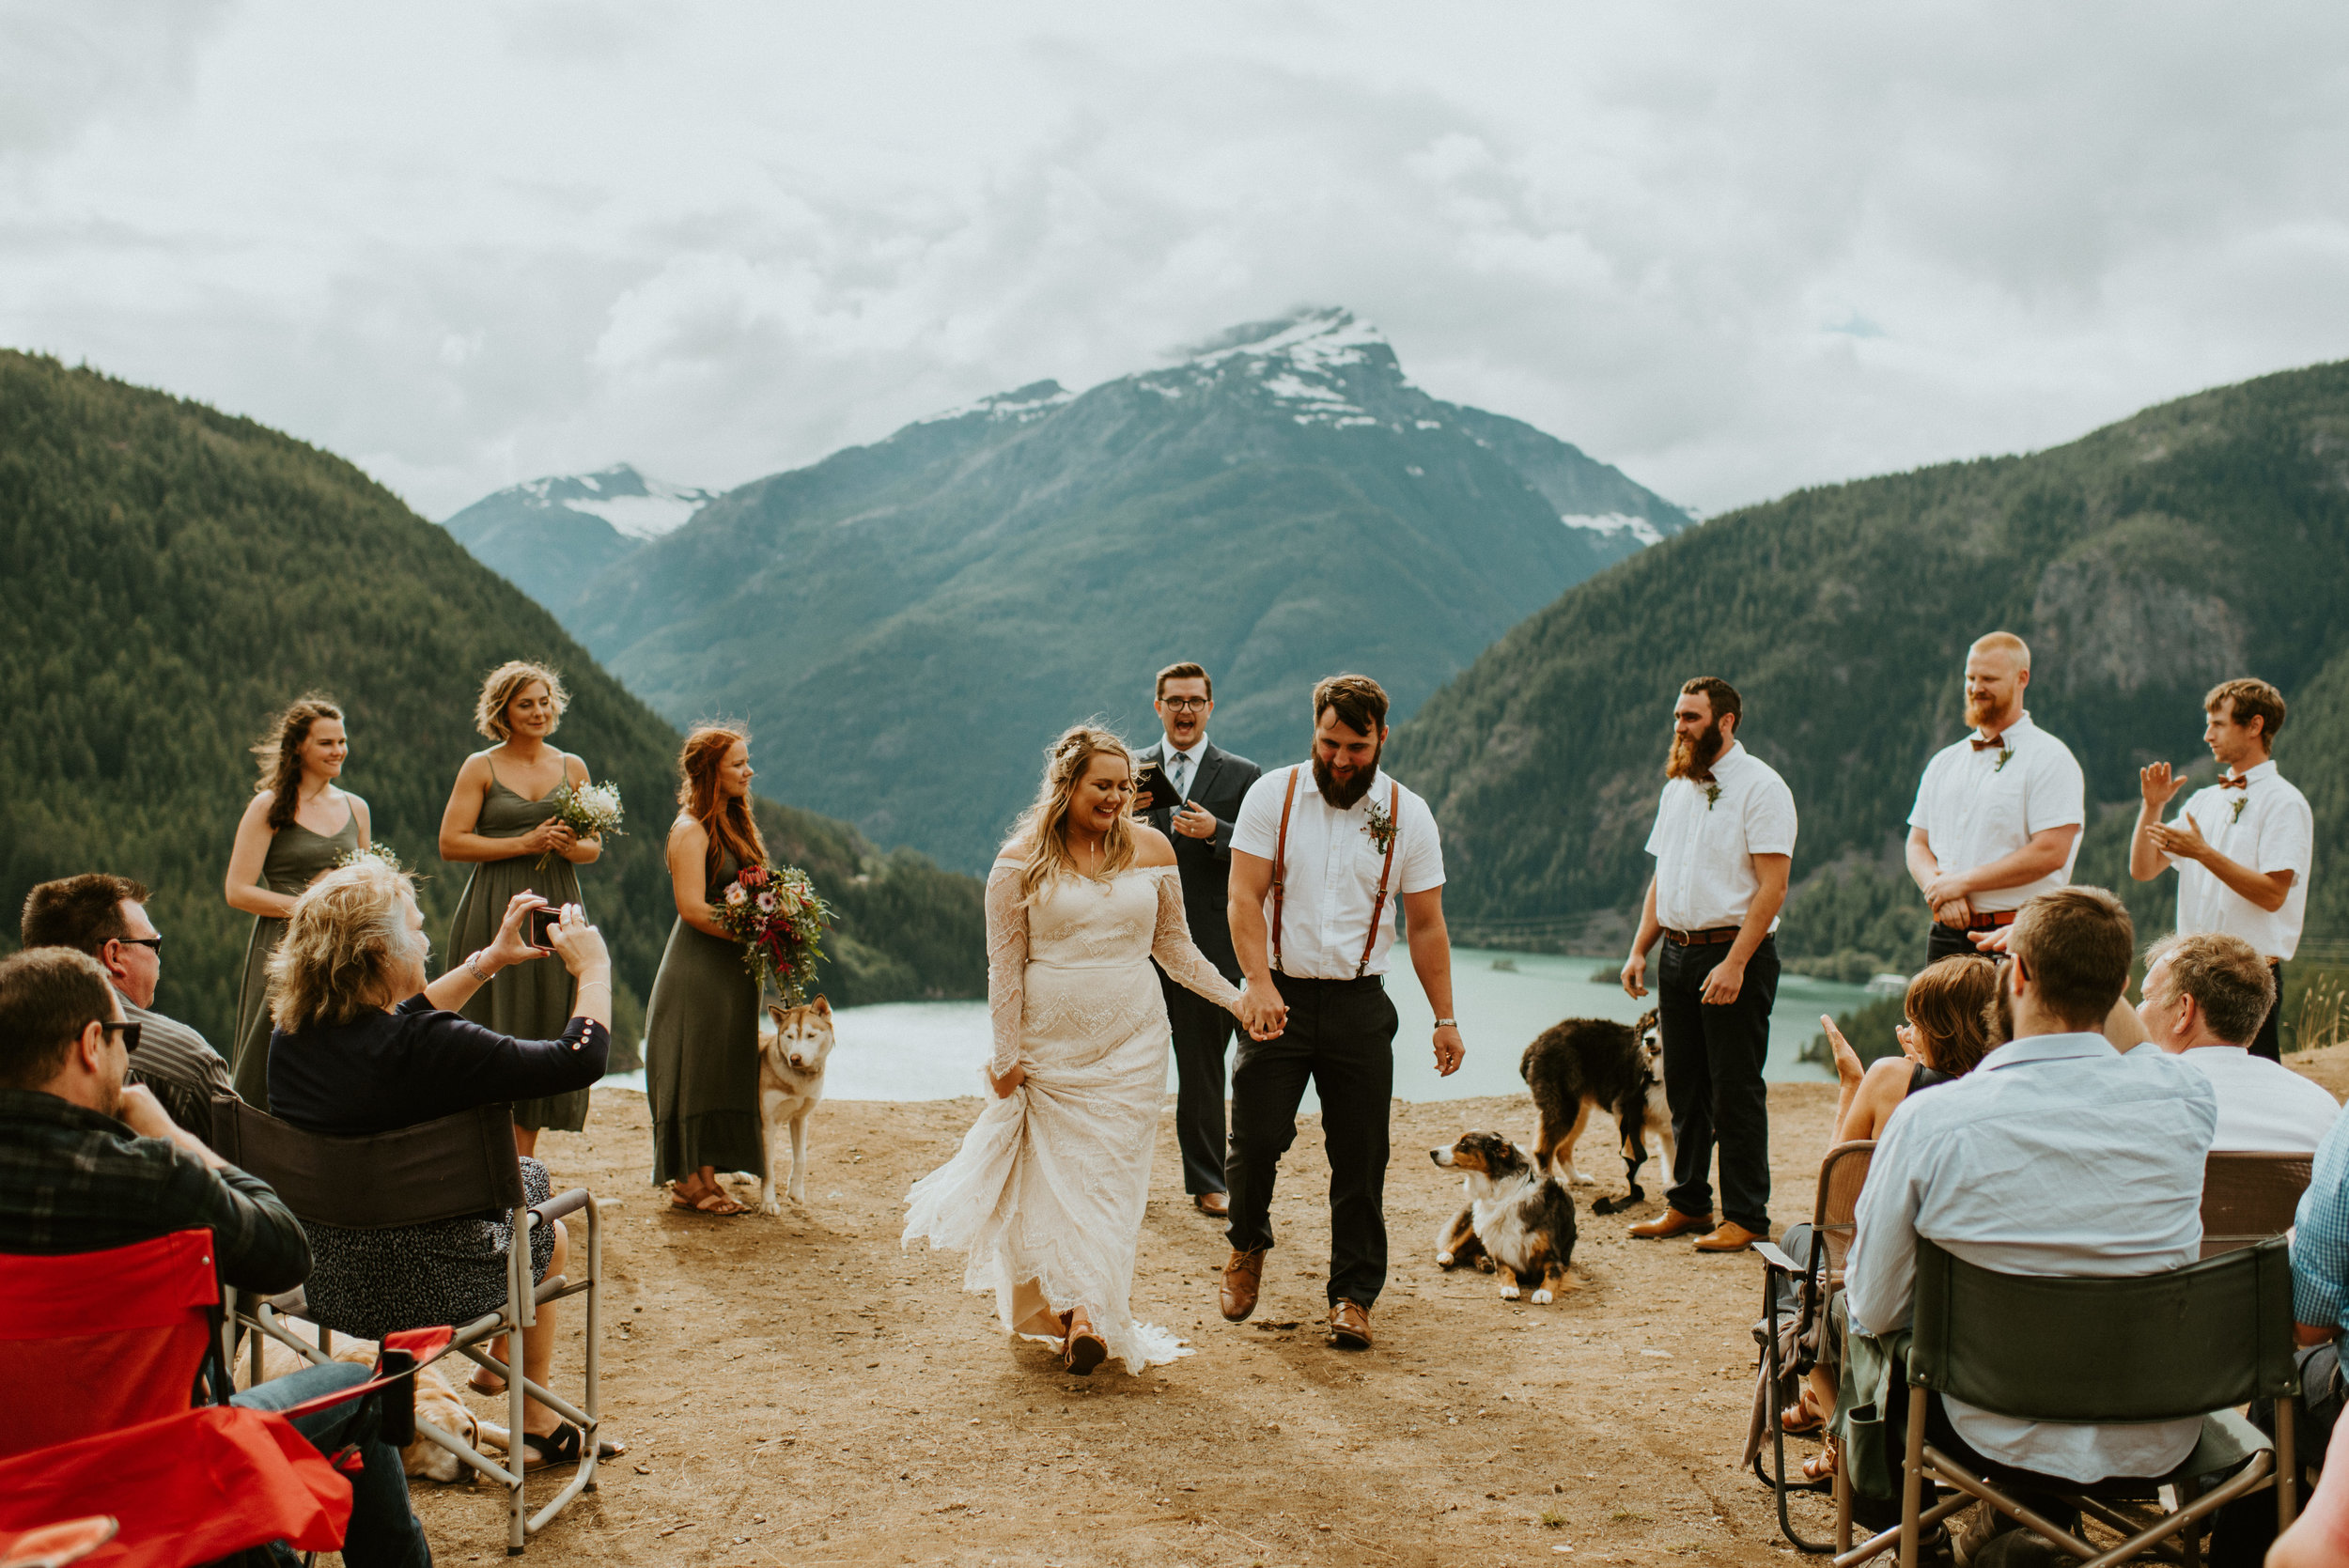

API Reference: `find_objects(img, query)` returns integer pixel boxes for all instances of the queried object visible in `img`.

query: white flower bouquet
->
[538,780,625,868]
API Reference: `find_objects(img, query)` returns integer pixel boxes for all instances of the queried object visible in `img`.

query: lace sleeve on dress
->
[1150,867,1243,1014]
[985,860,1030,1079]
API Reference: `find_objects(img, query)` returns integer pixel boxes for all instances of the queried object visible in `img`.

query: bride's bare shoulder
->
[1129,824,1177,869]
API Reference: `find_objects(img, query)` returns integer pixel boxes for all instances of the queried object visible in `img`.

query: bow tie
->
[2218,773,2250,790]
[1969,734,2007,752]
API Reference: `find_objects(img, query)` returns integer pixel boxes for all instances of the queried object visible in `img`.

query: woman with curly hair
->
[644,723,769,1216]
[223,693,369,1108]
[904,724,1254,1375]
[438,660,606,1157]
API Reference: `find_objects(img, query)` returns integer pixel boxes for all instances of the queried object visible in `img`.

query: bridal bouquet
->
[538,780,625,869]
[715,862,832,1005]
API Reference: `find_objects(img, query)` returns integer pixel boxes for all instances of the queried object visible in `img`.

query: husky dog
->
[758,997,836,1213]
[1429,1133,1579,1304]
[1518,1010,1672,1216]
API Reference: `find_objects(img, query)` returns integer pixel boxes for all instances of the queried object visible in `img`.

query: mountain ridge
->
[443,463,716,616]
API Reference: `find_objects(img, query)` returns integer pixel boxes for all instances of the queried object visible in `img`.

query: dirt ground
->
[394,1044,2349,1568]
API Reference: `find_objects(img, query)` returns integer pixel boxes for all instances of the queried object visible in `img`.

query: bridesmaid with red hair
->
[645,724,768,1215]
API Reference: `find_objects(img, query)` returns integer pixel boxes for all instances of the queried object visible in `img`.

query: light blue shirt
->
[1847,1032,2218,1483]
[2292,1107,2349,1335]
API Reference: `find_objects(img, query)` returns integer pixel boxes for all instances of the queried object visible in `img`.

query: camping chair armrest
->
[527,1188,593,1229]
[1755,1240,1801,1274]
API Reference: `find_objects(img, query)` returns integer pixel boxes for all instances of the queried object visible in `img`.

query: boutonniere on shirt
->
[1363,797,1398,853]
[1992,747,2014,773]
[2230,798,2248,825]
[1703,784,1722,811]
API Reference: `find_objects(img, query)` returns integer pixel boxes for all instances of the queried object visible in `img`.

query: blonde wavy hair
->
[266,857,430,1032]
[474,660,569,741]
[1007,724,1137,906]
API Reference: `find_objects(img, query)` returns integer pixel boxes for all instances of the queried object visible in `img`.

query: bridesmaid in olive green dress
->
[646,723,767,1217]
[438,661,606,1159]
[224,694,370,1110]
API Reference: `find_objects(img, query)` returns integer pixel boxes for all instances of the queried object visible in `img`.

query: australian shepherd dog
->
[1429,1133,1579,1304]
[1519,1009,1671,1216]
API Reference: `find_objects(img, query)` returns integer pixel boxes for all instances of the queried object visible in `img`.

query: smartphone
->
[1132,760,1184,815]
[527,904,560,950]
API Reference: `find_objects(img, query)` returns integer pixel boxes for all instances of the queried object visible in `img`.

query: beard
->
[1314,743,1382,809]
[1965,691,2016,733]
[1665,720,1728,780]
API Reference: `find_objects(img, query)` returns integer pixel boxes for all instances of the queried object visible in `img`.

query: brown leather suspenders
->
[1268,768,1401,981]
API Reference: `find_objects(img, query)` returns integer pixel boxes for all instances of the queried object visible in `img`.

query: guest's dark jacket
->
[1136,739,1261,982]
[0,1087,309,1294]
[270,994,608,1137]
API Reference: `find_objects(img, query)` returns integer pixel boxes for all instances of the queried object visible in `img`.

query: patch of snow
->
[1189,307,1386,374]
[918,380,1074,427]
[1562,512,1664,547]
[470,465,716,539]
[567,492,708,540]
[1415,419,1442,430]
[578,473,603,492]
[1406,465,1425,477]
[1259,372,1356,410]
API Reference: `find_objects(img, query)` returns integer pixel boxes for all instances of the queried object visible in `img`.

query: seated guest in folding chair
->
[2139,931,2338,1153]
[20,873,238,1134]
[1778,955,2002,1478]
[0,945,430,1567]
[264,856,620,1469]
[1843,886,2218,1565]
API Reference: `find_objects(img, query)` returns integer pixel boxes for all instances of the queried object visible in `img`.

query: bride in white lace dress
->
[904,725,1250,1374]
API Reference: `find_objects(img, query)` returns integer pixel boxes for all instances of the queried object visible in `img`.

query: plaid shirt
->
[0,1087,310,1295]
[2296,1108,2349,1335]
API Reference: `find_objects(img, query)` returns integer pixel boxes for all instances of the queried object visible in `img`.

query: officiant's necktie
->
[1172,755,1190,800]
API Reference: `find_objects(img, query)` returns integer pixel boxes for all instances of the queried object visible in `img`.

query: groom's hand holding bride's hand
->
[988,1062,1028,1098]
[1237,981,1286,1040]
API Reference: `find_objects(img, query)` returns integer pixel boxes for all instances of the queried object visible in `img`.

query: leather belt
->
[1964,911,2019,932]
[1662,925,1741,947]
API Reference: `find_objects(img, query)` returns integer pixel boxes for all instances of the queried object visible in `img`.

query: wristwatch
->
[1433,1017,1458,1029]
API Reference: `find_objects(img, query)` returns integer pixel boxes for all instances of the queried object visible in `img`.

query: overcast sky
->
[8,3,2347,520]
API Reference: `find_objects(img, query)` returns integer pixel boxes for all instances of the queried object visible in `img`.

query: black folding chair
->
[1837,1234,2300,1568]
[2200,1150,2311,1260]
[210,1097,604,1555]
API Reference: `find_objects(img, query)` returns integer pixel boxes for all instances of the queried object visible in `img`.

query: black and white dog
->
[1519,1009,1671,1216]
[1429,1133,1579,1304]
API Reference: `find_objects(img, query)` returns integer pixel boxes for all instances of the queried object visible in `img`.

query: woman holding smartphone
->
[439,660,604,1157]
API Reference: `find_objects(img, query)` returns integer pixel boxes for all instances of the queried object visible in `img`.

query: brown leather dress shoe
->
[1328,1299,1372,1350]
[1626,1208,1715,1240]
[1192,1192,1230,1218]
[1220,1247,1267,1322]
[1693,1221,1764,1253]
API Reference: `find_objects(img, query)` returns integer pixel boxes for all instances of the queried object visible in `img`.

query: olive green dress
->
[231,804,362,1109]
[444,766,593,1133]
[646,846,766,1183]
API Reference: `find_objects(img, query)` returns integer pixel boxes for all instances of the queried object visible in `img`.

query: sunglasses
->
[115,937,163,954]
[100,1019,145,1053]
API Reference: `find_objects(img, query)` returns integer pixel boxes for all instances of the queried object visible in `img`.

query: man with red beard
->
[1906,632,2086,965]
[1219,675,1460,1350]
[1622,676,1797,1253]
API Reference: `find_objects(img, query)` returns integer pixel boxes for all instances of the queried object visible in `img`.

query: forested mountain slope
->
[0,352,982,1050]
[1389,360,2349,971]
[565,308,1692,871]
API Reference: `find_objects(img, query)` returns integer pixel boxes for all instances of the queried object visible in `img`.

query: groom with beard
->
[1621,676,1797,1254]
[1218,675,1460,1351]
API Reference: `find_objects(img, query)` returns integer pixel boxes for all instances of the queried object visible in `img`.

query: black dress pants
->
[1658,934,1777,1234]
[2250,959,2283,1063]
[1925,920,1999,965]
[1160,970,1239,1196]
[1224,973,1397,1310]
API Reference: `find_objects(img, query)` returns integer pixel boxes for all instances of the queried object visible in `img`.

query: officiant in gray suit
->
[1138,660,1262,1218]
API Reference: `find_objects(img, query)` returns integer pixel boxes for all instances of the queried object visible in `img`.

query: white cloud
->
[4,2,2347,520]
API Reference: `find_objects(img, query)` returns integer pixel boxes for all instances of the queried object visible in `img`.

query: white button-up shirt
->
[2178,1045,2339,1152]
[2165,760,2313,961]
[1642,742,1797,932]
[1907,712,2086,911]
[1232,765,1444,980]
[1847,1033,2217,1483]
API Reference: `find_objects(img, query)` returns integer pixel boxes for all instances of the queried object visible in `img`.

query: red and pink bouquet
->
[714,862,832,1005]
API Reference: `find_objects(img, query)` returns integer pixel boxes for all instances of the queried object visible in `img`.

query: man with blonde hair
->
[1906,632,2086,964]
[2139,931,2335,1152]
[2129,676,2311,1062]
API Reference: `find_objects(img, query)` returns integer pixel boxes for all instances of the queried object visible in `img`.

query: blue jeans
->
[232,1360,431,1568]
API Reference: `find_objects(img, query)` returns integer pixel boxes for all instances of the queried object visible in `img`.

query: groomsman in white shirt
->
[2130,677,2312,1062]
[1621,676,1797,1254]
[1906,632,2086,964]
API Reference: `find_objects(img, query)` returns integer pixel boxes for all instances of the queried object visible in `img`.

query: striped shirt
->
[0,1088,310,1295]
[121,996,239,1138]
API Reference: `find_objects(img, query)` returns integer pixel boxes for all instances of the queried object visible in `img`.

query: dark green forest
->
[1392,358,2349,1017]
[0,352,984,1057]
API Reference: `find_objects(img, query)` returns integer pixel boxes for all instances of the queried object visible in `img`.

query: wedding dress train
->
[903,859,1241,1374]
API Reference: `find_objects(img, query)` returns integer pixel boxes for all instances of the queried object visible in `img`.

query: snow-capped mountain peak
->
[476,464,716,541]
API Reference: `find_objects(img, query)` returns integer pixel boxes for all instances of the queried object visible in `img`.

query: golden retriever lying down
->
[239,1327,507,1483]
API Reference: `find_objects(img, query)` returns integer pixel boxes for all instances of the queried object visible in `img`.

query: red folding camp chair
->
[0,1230,373,1568]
